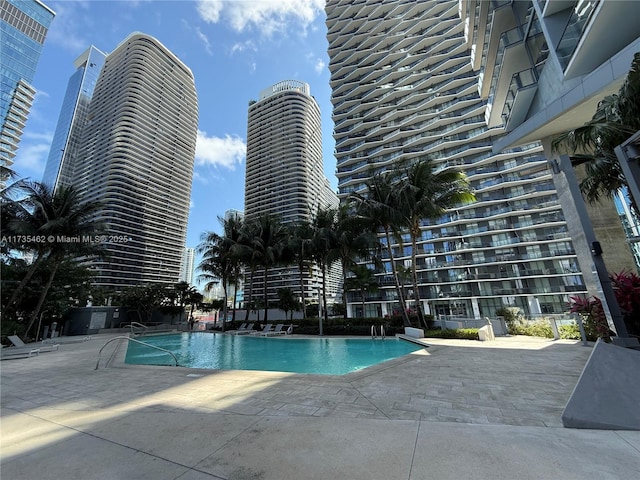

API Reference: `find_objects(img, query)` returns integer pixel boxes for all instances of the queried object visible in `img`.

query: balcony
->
[501,68,538,132]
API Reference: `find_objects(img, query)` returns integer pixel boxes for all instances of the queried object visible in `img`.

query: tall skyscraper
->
[73,32,198,288]
[326,0,587,319]
[179,247,196,286]
[245,80,339,305]
[0,0,54,175]
[42,45,106,191]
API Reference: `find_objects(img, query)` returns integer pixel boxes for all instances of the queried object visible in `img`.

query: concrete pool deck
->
[1,334,639,479]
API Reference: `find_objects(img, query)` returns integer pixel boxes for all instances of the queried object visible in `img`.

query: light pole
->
[36,310,47,342]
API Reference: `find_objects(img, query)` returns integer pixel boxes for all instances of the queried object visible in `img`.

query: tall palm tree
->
[552,52,640,204]
[289,219,314,319]
[235,218,260,322]
[395,159,475,329]
[310,206,339,334]
[351,170,411,326]
[3,182,104,338]
[236,214,288,324]
[328,204,379,319]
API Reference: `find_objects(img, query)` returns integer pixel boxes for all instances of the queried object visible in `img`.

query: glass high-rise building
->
[245,80,340,305]
[41,45,106,191]
[326,0,587,319]
[72,32,198,288]
[0,0,54,174]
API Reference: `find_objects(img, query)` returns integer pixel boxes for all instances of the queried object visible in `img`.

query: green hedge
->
[423,328,479,340]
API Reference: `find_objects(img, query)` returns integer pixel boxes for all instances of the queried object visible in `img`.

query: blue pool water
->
[124,333,423,375]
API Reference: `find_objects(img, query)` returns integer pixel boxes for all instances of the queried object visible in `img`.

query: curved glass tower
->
[74,32,199,288]
[326,0,587,319]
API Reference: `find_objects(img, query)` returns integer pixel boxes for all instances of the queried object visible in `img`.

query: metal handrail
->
[95,336,179,370]
[130,322,148,335]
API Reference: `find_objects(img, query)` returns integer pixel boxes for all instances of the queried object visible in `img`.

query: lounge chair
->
[8,335,59,352]
[227,323,247,334]
[265,324,287,336]
[1,346,40,359]
[231,323,255,335]
[251,324,273,336]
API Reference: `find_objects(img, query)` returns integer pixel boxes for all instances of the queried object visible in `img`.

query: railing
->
[129,322,148,335]
[95,336,179,370]
[371,325,386,339]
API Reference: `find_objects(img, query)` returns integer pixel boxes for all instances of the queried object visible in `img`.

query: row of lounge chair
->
[227,323,291,336]
[1,335,60,360]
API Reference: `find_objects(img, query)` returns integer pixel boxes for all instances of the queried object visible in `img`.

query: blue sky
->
[13,0,335,249]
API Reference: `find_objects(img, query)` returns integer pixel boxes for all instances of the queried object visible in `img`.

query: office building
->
[41,45,106,191]
[326,0,586,318]
[73,32,198,288]
[245,80,339,305]
[0,0,54,176]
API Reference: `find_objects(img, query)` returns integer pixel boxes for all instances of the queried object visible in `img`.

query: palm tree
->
[310,206,339,334]
[289,219,314,320]
[395,159,475,329]
[552,52,640,204]
[3,182,104,338]
[237,213,288,324]
[350,170,411,326]
[344,264,380,318]
[328,204,379,319]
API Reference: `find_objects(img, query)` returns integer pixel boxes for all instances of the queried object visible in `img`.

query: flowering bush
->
[610,270,640,336]
[568,295,610,341]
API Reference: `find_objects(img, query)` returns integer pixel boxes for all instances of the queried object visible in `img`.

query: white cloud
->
[314,58,326,74]
[230,40,257,55]
[46,2,91,52]
[197,0,325,36]
[195,27,213,56]
[12,131,54,175]
[195,131,246,170]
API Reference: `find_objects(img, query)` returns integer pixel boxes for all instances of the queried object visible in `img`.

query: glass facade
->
[0,0,54,169]
[41,46,106,191]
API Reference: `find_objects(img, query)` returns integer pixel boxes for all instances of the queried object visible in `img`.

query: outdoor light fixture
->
[591,241,603,256]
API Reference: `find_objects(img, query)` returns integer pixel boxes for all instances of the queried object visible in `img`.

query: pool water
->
[124,333,424,375]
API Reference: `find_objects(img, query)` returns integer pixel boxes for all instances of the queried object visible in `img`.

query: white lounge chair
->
[231,323,255,335]
[1,345,40,359]
[8,335,59,352]
[227,323,247,334]
[252,324,273,336]
[265,324,287,336]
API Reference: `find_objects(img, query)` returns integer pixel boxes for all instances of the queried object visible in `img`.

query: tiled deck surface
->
[1,334,639,479]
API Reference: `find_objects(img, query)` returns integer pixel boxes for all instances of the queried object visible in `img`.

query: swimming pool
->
[124,333,424,375]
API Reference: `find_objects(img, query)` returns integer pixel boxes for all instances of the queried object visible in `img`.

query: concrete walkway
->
[1,334,638,479]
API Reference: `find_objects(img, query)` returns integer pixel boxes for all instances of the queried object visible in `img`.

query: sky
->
[12,0,336,251]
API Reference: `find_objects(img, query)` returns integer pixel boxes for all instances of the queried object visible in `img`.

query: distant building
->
[71,32,198,288]
[0,0,55,178]
[245,80,339,306]
[179,247,195,286]
[41,45,106,191]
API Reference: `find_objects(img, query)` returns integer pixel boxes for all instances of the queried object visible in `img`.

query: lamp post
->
[36,310,47,342]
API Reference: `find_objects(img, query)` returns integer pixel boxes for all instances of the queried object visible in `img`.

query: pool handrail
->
[95,336,179,370]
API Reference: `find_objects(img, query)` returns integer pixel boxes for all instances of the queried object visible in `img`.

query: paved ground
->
[1,334,639,479]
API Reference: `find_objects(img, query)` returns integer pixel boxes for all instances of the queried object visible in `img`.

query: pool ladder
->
[371,325,385,340]
[95,336,179,370]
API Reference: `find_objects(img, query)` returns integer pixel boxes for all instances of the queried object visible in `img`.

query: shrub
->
[559,323,582,340]
[424,328,479,340]
[495,306,524,335]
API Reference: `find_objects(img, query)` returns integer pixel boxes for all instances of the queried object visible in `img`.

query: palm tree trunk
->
[232,284,237,322]
[221,279,228,332]
[320,262,327,336]
[341,258,349,319]
[383,227,410,326]
[245,266,254,322]
[24,261,60,339]
[410,230,428,330]
[4,254,44,311]
[263,267,269,324]
[299,260,307,320]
